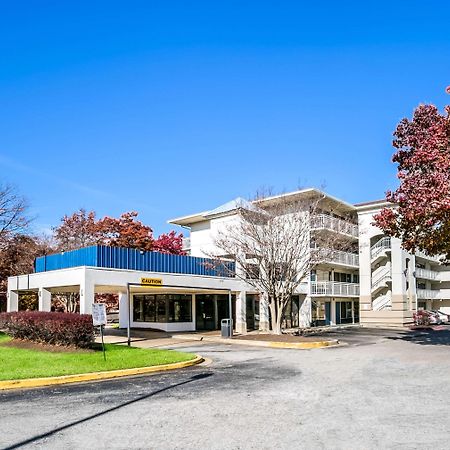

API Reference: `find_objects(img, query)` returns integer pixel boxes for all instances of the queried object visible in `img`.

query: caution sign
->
[140,277,163,286]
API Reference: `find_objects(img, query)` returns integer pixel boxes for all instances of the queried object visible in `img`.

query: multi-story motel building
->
[6,189,450,332]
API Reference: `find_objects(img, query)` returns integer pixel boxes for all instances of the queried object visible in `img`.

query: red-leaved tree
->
[54,209,185,255]
[153,230,184,254]
[374,104,450,261]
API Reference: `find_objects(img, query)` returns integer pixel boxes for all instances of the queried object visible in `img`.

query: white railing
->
[310,214,358,238]
[416,289,440,300]
[372,294,392,311]
[415,250,441,262]
[315,248,359,267]
[370,237,391,260]
[310,281,359,297]
[371,268,392,291]
[415,267,439,280]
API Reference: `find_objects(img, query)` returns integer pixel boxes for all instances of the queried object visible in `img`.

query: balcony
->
[415,267,439,281]
[415,250,441,263]
[416,289,440,300]
[310,214,358,238]
[315,248,359,267]
[370,237,391,262]
[310,281,359,297]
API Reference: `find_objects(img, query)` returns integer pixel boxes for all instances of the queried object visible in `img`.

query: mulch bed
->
[0,339,94,353]
[234,333,333,342]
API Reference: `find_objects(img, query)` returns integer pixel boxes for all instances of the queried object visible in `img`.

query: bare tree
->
[211,191,350,334]
[0,184,30,248]
[53,292,80,313]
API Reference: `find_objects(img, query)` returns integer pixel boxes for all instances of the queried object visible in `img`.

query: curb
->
[188,336,339,349]
[0,355,204,391]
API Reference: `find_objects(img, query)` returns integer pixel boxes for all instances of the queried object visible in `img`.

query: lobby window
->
[133,294,192,323]
[168,295,192,322]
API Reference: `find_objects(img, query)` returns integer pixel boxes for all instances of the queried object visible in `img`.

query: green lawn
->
[0,333,196,381]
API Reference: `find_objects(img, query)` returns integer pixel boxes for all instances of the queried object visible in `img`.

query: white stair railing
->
[372,294,392,311]
[371,268,392,291]
[371,237,391,260]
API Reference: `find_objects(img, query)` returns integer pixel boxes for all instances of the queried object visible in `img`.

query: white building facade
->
[6,189,450,331]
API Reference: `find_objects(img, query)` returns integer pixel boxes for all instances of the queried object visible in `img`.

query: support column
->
[235,291,247,335]
[7,290,19,312]
[38,288,52,312]
[80,281,94,315]
[259,292,270,331]
[299,296,311,328]
[118,292,128,328]
[330,298,336,326]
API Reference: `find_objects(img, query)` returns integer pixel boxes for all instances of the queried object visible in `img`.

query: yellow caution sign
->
[140,277,163,286]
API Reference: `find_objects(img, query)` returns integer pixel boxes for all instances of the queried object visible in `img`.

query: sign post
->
[92,303,107,361]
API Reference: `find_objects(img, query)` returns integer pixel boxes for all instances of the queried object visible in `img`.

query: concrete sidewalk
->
[100,328,338,350]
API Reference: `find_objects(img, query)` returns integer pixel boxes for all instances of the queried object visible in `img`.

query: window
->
[168,295,192,322]
[133,294,192,323]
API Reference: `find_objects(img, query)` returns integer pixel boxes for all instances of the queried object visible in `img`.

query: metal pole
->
[228,290,233,337]
[100,325,106,361]
[127,283,131,347]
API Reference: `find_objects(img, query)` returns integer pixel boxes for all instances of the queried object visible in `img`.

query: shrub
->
[413,310,431,326]
[0,311,94,348]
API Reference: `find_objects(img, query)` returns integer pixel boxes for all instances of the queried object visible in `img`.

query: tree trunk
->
[269,300,284,335]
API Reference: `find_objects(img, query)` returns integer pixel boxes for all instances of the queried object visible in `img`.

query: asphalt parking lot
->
[1,327,450,450]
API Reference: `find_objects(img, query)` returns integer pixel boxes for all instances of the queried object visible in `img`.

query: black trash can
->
[221,318,233,338]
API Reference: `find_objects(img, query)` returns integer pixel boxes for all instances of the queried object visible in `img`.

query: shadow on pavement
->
[386,329,450,346]
[3,372,213,450]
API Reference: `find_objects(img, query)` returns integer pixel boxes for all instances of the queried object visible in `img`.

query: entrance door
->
[335,302,341,324]
[195,296,216,331]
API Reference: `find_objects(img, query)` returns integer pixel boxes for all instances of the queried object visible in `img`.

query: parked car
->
[428,310,442,324]
[414,310,440,326]
[431,310,449,324]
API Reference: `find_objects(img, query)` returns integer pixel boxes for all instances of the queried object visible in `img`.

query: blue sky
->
[1,1,449,235]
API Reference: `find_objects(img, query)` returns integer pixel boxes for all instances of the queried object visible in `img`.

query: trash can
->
[221,318,233,338]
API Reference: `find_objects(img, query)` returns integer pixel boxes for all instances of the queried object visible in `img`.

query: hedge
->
[0,311,95,348]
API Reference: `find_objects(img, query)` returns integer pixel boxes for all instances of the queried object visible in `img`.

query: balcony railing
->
[415,250,441,263]
[370,237,391,260]
[310,214,358,238]
[315,248,359,267]
[310,281,359,297]
[416,289,440,300]
[415,267,439,281]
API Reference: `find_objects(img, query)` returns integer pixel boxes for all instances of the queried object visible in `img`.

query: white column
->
[330,298,337,325]
[235,291,247,334]
[80,281,94,315]
[7,290,19,312]
[38,288,52,312]
[299,296,311,328]
[259,292,270,331]
[118,292,128,328]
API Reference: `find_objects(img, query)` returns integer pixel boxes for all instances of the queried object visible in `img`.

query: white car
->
[431,310,449,324]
